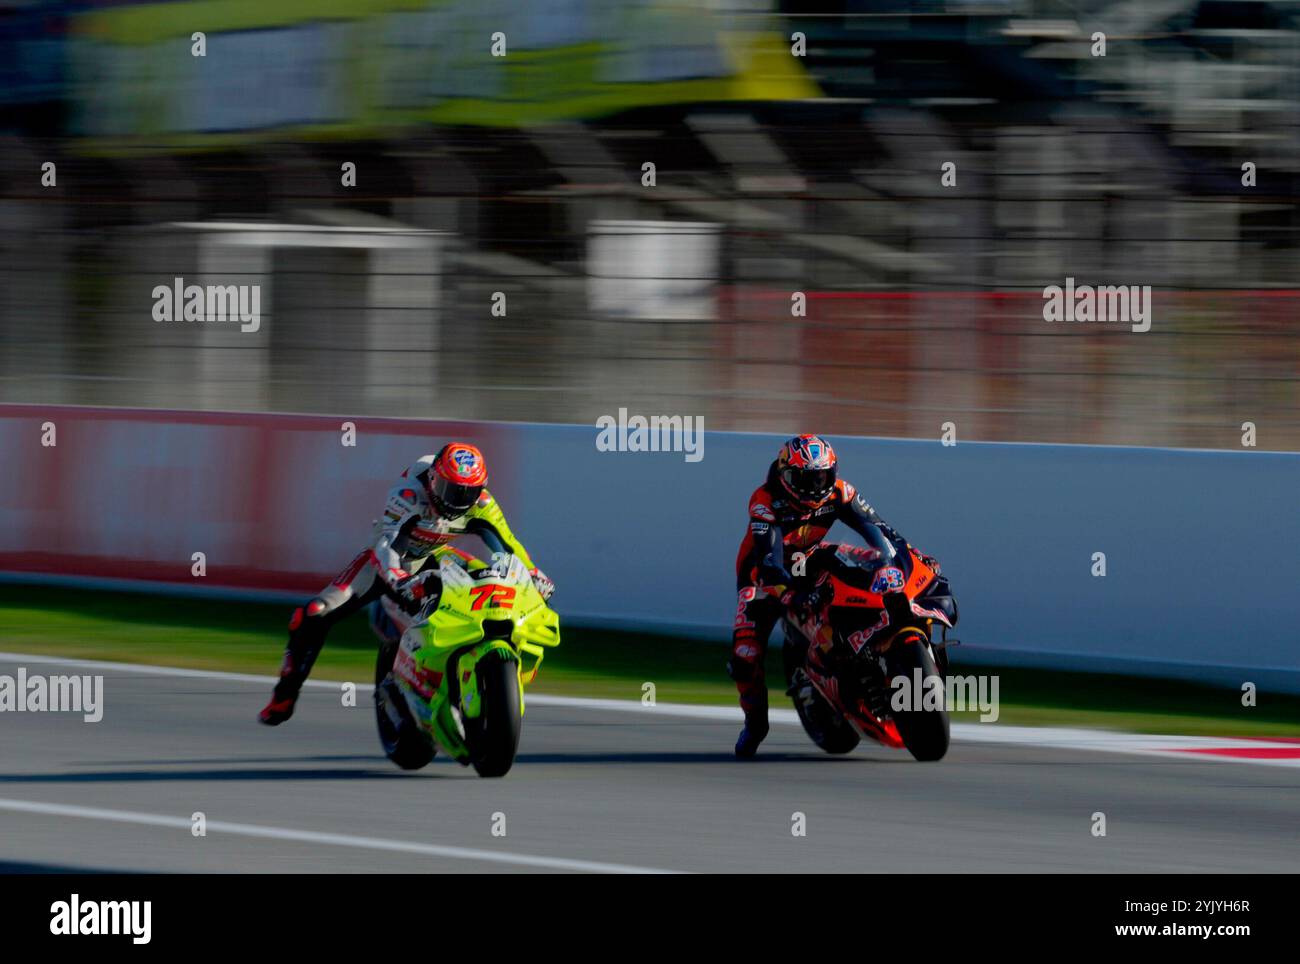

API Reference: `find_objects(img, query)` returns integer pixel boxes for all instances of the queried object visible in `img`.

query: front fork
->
[455,639,522,720]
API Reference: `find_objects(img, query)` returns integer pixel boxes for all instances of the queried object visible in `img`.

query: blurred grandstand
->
[0,0,1296,448]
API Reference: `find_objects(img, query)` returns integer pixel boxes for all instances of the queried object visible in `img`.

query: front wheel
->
[466,651,523,778]
[886,632,950,762]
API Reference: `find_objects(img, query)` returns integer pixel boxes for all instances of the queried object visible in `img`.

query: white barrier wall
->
[516,427,1300,693]
[2,405,1297,692]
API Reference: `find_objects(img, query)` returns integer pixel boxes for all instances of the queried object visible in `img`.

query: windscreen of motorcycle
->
[833,541,895,572]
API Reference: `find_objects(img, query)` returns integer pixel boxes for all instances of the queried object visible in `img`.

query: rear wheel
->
[783,632,860,755]
[467,651,523,778]
[374,641,435,770]
[886,632,950,762]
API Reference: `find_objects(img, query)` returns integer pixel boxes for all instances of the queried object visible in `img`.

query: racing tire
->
[374,640,436,770]
[783,635,860,755]
[467,651,523,778]
[887,632,950,762]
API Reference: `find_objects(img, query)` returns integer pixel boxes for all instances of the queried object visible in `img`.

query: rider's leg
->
[259,550,383,725]
[727,587,782,757]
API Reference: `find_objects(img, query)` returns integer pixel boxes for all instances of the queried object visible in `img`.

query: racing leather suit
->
[270,455,540,704]
[729,462,916,723]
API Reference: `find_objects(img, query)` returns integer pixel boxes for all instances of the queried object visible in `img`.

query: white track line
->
[0,797,676,874]
[2,651,1297,767]
[0,652,288,687]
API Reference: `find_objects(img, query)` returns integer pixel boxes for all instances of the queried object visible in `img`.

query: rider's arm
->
[465,490,537,571]
[836,481,908,546]
[837,482,939,570]
[748,501,789,586]
[372,486,423,591]
[757,525,789,586]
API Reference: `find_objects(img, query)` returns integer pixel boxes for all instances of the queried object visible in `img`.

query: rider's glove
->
[781,582,829,622]
[394,570,442,616]
[530,567,555,601]
[916,550,941,574]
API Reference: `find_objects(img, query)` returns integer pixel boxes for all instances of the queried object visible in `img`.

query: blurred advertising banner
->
[65,0,817,151]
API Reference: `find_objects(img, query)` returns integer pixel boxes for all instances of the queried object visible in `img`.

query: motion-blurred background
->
[2,0,1297,447]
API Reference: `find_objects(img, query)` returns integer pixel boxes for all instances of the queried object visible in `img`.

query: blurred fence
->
[0,0,1297,448]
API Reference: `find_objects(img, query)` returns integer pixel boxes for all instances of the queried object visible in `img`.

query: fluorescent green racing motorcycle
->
[372,549,560,777]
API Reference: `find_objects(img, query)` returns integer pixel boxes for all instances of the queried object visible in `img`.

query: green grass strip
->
[1,585,1295,737]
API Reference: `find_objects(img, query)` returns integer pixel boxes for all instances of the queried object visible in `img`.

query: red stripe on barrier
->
[0,552,333,595]
[0,407,517,599]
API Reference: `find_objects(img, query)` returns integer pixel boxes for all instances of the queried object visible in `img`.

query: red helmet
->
[776,434,837,508]
[428,442,488,518]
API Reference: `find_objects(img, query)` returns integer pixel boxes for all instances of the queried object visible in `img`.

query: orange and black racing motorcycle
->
[772,525,959,761]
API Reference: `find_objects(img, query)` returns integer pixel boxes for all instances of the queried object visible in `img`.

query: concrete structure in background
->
[2,405,1297,693]
[176,220,443,413]
[587,220,720,320]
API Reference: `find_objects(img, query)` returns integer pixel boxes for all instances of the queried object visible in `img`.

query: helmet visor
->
[431,475,481,516]
[783,465,836,502]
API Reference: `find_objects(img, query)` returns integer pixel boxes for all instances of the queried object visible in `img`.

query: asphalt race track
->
[1,655,1297,874]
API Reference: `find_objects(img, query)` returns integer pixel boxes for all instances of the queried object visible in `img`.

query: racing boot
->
[258,650,308,725]
[258,693,297,726]
[728,642,771,757]
[735,710,770,758]
[258,602,326,726]
[734,685,770,758]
